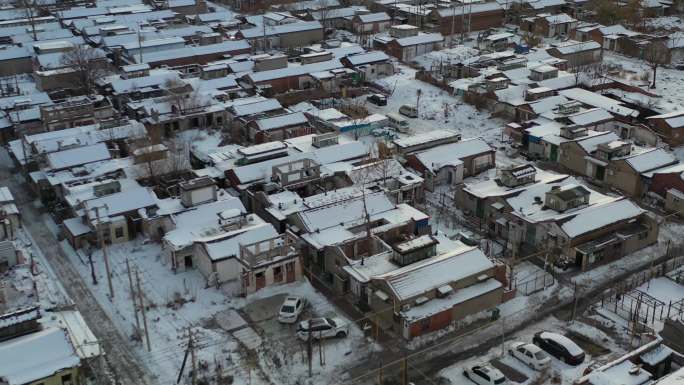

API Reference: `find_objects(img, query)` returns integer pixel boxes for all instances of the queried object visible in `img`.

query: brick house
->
[547,40,602,67]
[646,111,684,146]
[340,51,394,81]
[235,21,324,50]
[246,112,313,144]
[601,148,678,197]
[649,165,684,198]
[520,13,577,38]
[131,40,252,68]
[242,59,344,93]
[429,2,504,36]
[351,12,391,34]
[405,138,495,191]
[367,245,507,340]
[385,33,444,62]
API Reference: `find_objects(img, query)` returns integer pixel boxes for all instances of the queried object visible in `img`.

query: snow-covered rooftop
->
[356,12,390,23]
[201,218,279,262]
[392,129,460,149]
[46,143,112,171]
[559,88,639,118]
[254,112,308,131]
[559,198,644,238]
[246,59,343,82]
[413,138,492,172]
[395,33,444,47]
[624,148,677,173]
[83,186,157,219]
[0,327,80,385]
[378,245,494,301]
[648,110,684,128]
[239,20,322,38]
[163,197,247,250]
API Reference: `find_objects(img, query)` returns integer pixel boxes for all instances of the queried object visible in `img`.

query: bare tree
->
[521,33,541,48]
[643,40,670,89]
[19,0,44,41]
[166,136,191,175]
[355,151,378,248]
[60,45,108,94]
[316,0,333,32]
[622,0,644,30]
[163,78,202,115]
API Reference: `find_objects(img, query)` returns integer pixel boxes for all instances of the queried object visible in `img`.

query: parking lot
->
[438,316,624,385]
[236,281,377,384]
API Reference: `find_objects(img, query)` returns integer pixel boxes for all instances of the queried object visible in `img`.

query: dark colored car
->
[367,93,387,106]
[533,331,585,366]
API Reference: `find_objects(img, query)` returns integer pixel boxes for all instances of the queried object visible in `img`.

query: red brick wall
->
[648,118,683,146]
[406,154,429,175]
[385,40,403,60]
[436,10,504,35]
[149,47,251,68]
[255,76,300,94]
[650,172,684,197]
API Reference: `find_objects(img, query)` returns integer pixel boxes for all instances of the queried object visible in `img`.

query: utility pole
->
[460,1,466,44]
[214,355,221,384]
[318,331,325,366]
[501,316,505,356]
[88,251,97,285]
[450,2,456,48]
[126,258,140,334]
[402,354,408,385]
[136,269,151,351]
[378,360,383,385]
[92,204,114,299]
[307,329,313,377]
[571,282,579,322]
[262,16,266,53]
[190,328,197,385]
[176,340,191,384]
[137,26,143,64]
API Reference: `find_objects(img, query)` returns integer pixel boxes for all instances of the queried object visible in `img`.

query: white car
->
[296,317,349,340]
[278,296,306,324]
[509,342,551,370]
[464,363,507,385]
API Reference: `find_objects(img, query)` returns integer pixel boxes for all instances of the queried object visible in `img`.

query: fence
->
[514,270,555,296]
[599,288,667,326]
[597,255,684,325]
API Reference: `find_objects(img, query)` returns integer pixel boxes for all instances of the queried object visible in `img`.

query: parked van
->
[387,113,410,133]
[399,104,418,118]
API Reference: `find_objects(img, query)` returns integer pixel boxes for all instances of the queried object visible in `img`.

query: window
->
[273,266,283,282]
[115,227,124,239]
[61,373,73,384]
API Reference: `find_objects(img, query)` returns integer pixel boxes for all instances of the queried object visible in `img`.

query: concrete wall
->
[433,10,504,36]
[559,141,589,175]
[26,367,80,385]
[242,256,302,294]
[280,29,325,49]
[605,160,643,197]
[0,57,32,76]
[665,190,684,215]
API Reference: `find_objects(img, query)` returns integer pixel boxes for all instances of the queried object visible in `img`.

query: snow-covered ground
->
[52,231,373,385]
[363,65,506,145]
[602,51,684,113]
[412,45,480,71]
[572,221,684,291]
[438,316,628,385]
